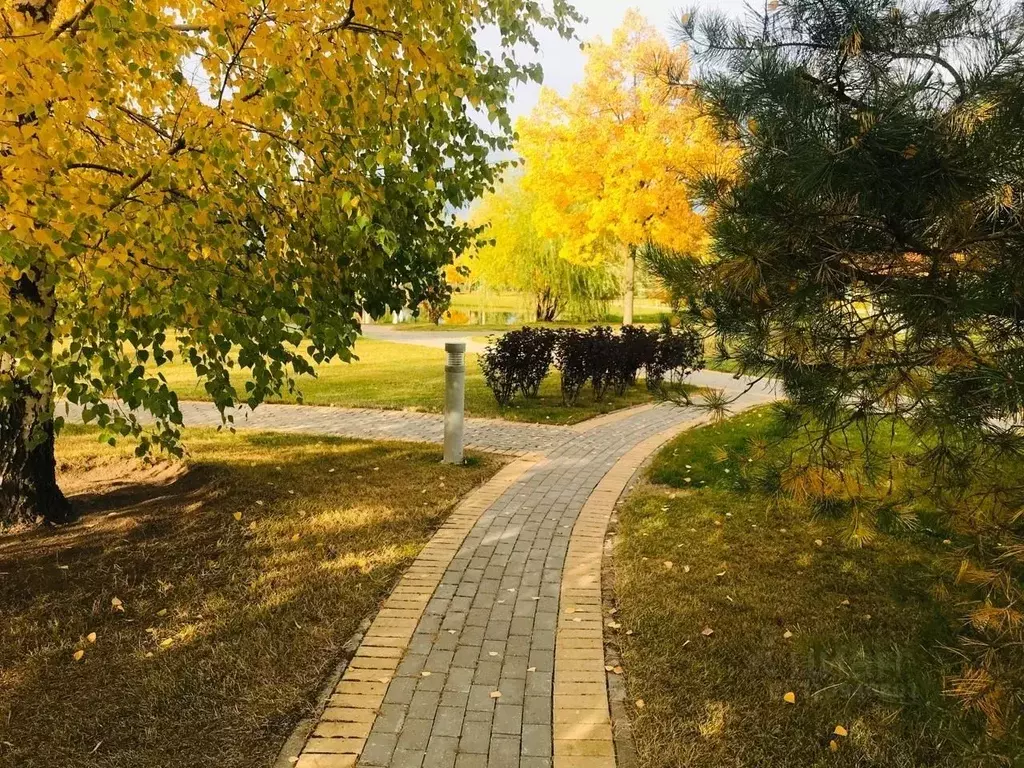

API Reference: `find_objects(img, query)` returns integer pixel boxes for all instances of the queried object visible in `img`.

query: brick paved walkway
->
[62,400,575,456]
[66,372,776,768]
[267,388,775,768]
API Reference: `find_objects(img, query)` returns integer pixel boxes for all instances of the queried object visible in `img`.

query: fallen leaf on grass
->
[86,632,97,644]
[635,699,645,709]
[834,725,848,737]
[783,630,793,639]
[829,740,839,752]
[111,597,124,612]
[233,512,242,521]
[783,691,796,704]
[701,627,714,637]
[663,561,673,570]
[72,650,85,662]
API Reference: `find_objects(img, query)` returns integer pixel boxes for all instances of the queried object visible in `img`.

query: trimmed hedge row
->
[479,323,704,407]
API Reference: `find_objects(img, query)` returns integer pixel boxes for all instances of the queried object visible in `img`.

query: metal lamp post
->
[443,342,466,464]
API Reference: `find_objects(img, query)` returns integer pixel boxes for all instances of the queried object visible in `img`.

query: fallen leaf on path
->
[489,691,502,699]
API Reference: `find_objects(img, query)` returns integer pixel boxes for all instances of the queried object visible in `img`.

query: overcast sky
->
[507,0,751,121]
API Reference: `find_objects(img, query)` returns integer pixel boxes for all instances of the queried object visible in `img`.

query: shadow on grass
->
[0,430,500,768]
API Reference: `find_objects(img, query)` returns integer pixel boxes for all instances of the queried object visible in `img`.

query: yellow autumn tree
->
[464,173,617,321]
[517,9,726,324]
[0,0,580,523]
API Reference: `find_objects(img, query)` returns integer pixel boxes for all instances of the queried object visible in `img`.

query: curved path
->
[65,346,777,768]
[248,391,776,768]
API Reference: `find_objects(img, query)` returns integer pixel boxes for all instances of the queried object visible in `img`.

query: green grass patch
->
[0,428,501,768]
[615,406,1004,767]
[155,338,654,426]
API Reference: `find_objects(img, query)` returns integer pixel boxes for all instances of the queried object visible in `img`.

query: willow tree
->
[466,174,617,321]
[664,0,1024,734]
[0,0,581,524]
[517,10,724,324]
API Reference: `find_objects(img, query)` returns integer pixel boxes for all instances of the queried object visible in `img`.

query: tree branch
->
[47,0,94,41]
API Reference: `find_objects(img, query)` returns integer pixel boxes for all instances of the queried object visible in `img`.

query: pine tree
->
[659,0,1024,737]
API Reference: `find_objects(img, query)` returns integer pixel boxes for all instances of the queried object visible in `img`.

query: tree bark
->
[0,385,74,526]
[622,244,636,326]
[1,269,74,526]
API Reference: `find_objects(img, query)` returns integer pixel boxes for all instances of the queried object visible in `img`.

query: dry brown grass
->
[0,426,501,768]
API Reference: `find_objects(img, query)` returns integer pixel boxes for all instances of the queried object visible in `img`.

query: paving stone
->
[433,706,465,738]
[458,723,491,755]
[488,736,521,768]
[396,719,433,752]
[492,704,523,735]
[360,733,398,766]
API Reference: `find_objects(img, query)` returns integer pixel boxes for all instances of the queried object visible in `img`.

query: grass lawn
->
[0,427,501,768]
[409,291,674,327]
[613,406,1008,767]
[156,337,654,426]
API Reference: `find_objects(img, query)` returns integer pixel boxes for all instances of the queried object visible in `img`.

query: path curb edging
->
[552,416,714,768]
